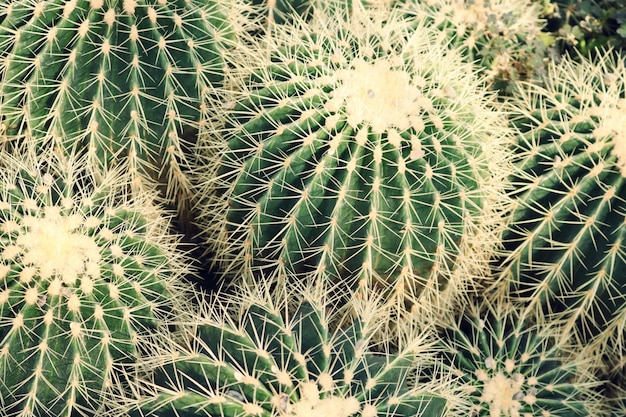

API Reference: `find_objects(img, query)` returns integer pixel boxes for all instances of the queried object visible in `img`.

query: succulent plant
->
[437,297,607,416]
[195,4,512,326]
[396,0,549,92]
[0,0,237,217]
[126,280,461,417]
[0,148,193,417]
[496,50,626,369]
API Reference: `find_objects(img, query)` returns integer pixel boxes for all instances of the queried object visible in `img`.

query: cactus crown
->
[0,148,193,416]
[437,297,607,416]
[195,4,512,327]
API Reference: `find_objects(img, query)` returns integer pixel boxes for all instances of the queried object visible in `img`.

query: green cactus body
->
[397,0,548,90]
[0,0,235,213]
[438,298,606,416]
[197,5,511,321]
[130,282,454,417]
[0,150,192,416]
[497,51,626,367]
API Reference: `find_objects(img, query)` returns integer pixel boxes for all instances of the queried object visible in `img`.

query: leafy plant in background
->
[495,49,626,372]
[0,0,238,223]
[0,148,193,417]
[125,280,464,417]
[537,0,626,57]
[194,4,513,332]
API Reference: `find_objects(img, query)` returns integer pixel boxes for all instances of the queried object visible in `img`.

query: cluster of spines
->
[436,297,607,416]
[194,3,512,331]
[0,149,193,417]
[495,49,626,369]
[123,280,460,417]
[0,0,237,217]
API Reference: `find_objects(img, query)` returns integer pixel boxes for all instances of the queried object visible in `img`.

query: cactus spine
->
[0,0,236,214]
[195,4,512,325]
[0,149,193,417]
[127,281,458,417]
[437,297,607,416]
[497,50,626,369]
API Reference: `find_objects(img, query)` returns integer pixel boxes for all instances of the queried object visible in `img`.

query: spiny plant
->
[395,0,549,92]
[495,49,626,371]
[195,4,512,327]
[434,296,607,416]
[0,147,194,417]
[124,280,462,417]
[0,0,238,219]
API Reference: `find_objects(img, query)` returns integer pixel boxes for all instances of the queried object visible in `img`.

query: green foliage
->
[0,149,193,417]
[127,281,458,417]
[437,297,607,416]
[195,4,512,327]
[0,0,237,215]
[497,49,626,368]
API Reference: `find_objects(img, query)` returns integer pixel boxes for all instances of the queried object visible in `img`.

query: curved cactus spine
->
[195,4,512,326]
[495,50,626,368]
[437,297,607,416]
[126,280,461,417]
[0,0,237,216]
[0,148,193,417]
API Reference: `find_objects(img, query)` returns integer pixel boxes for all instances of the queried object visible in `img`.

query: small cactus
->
[195,4,512,325]
[0,148,193,416]
[126,281,459,417]
[0,0,237,215]
[496,50,626,369]
[436,297,607,416]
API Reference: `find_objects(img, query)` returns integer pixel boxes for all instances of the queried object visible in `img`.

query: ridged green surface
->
[439,298,606,416]
[0,0,235,211]
[130,282,453,417]
[0,150,191,417]
[497,51,626,365]
[197,5,511,321]
[397,0,547,88]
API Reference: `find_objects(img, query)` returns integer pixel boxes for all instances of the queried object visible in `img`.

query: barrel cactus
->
[0,0,237,216]
[437,297,607,416]
[195,4,512,326]
[0,148,193,416]
[396,0,548,91]
[496,50,626,369]
[126,280,460,417]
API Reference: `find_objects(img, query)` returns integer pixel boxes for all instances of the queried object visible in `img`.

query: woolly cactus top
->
[196,5,512,324]
[0,150,192,416]
[438,299,607,416]
[127,281,460,417]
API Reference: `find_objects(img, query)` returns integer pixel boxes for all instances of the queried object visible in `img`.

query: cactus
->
[0,148,193,417]
[126,280,460,417]
[397,0,549,91]
[195,4,512,326]
[0,0,238,217]
[436,297,607,416]
[495,50,626,369]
